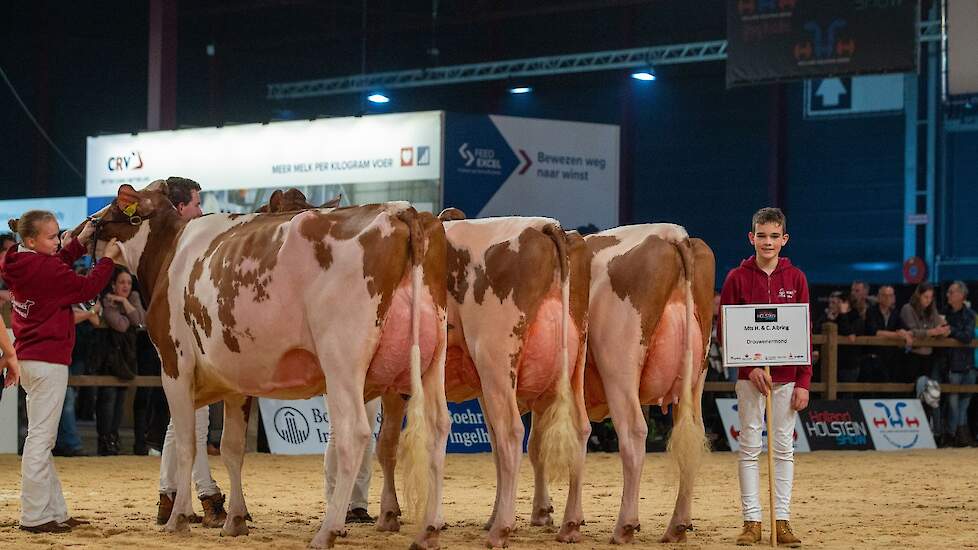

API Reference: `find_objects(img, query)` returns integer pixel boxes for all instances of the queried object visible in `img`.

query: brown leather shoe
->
[735,521,761,545]
[157,492,174,525]
[200,492,228,528]
[64,517,91,527]
[20,520,71,533]
[776,520,802,547]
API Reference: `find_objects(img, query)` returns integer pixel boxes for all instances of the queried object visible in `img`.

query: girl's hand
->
[1,355,20,387]
[77,220,96,246]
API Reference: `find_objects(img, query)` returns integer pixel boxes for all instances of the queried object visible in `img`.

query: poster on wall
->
[726,0,919,87]
[444,113,619,232]
[859,399,936,451]
[86,111,443,199]
[258,396,383,455]
[798,400,873,451]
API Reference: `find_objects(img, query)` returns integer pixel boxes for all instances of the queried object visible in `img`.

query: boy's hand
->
[791,387,809,411]
[748,368,772,395]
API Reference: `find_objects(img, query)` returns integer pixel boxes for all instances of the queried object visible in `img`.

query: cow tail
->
[667,239,708,495]
[537,224,578,482]
[398,211,430,523]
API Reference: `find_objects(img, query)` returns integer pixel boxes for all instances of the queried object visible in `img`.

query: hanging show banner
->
[726,0,919,87]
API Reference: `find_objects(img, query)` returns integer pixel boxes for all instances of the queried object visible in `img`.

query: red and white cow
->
[581,224,715,544]
[90,182,450,549]
[417,211,591,547]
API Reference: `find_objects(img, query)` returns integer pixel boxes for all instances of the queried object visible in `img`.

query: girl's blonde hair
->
[8,211,56,241]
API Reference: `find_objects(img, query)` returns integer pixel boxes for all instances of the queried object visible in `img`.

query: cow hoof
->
[659,522,690,543]
[409,524,442,550]
[530,506,554,527]
[309,529,347,549]
[486,526,511,548]
[162,513,192,534]
[610,523,639,545]
[557,520,584,543]
[375,510,401,532]
[220,515,249,537]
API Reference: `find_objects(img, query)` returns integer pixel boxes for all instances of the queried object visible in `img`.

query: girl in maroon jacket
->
[720,208,810,547]
[0,210,119,533]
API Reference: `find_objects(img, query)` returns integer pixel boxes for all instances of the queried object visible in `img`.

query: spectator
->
[901,282,951,444]
[1,232,16,326]
[849,280,871,321]
[864,285,913,383]
[815,291,863,383]
[942,281,976,447]
[93,266,145,455]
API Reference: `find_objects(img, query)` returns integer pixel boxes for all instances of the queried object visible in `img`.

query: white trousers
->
[736,380,796,522]
[20,360,70,527]
[324,397,381,511]
[159,406,220,498]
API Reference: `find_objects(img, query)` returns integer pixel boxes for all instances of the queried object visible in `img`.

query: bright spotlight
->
[631,70,656,81]
[509,86,533,94]
[367,93,390,104]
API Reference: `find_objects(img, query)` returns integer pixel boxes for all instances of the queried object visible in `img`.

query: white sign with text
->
[258,396,383,455]
[722,304,811,367]
[86,111,443,197]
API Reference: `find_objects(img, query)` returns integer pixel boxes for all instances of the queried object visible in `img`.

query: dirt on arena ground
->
[0,449,976,549]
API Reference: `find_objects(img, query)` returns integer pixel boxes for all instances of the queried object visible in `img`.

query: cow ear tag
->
[121,201,138,218]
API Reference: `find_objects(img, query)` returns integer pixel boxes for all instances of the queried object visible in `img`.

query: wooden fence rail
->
[68,323,978,401]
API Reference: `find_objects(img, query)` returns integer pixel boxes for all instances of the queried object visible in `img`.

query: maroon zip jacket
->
[0,238,114,366]
[718,256,812,390]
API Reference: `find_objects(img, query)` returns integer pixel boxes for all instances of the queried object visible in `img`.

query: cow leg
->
[375,392,406,532]
[480,379,524,549]
[481,396,502,531]
[556,368,591,544]
[220,394,251,537]
[311,382,371,549]
[410,329,450,550]
[605,384,647,545]
[660,372,706,543]
[526,411,553,528]
[161,374,196,535]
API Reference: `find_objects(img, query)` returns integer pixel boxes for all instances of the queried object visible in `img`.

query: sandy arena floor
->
[0,449,976,549]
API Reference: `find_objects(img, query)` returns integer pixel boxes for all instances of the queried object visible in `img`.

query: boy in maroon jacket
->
[720,207,810,547]
[1,211,119,533]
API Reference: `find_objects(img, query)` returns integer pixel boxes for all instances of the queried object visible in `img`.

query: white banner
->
[716,398,810,453]
[258,396,383,455]
[0,196,88,232]
[722,304,811,367]
[859,399,936,451]
[479,115,619,230]
[86,111,443,197]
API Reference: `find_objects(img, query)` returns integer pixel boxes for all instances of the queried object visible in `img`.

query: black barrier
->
[799,400,873,450]
[726,0,919,87]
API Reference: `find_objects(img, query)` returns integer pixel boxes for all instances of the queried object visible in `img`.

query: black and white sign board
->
[722,304,811,367]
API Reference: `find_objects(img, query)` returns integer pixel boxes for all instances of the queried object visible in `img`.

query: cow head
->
[259,188,341,213]
[90,180,178,273]
[437,207,466,222]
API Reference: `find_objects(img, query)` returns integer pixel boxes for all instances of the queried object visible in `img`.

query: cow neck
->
[136,208,188,301]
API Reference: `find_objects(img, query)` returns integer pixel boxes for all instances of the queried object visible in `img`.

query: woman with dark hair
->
[900,282,951,381]
[92,266,145,455]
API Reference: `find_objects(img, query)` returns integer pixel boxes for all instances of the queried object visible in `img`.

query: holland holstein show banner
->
[726,0,919,87]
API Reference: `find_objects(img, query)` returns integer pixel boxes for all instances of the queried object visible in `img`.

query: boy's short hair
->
[165,176,201,207]
[751,207,786,233]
